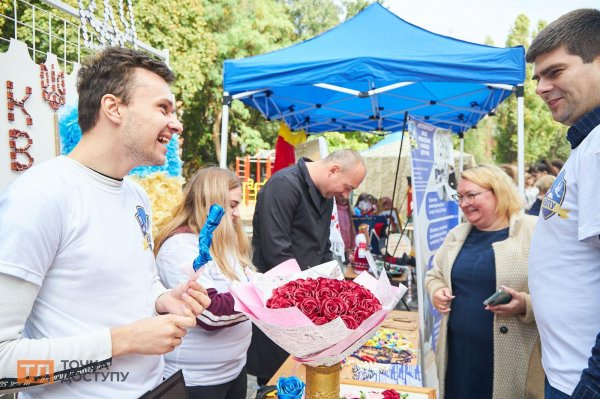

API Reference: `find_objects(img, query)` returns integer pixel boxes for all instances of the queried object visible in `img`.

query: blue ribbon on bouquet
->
[192,204,225,272]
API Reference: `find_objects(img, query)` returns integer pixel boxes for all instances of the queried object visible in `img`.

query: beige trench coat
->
[425,214,544,399]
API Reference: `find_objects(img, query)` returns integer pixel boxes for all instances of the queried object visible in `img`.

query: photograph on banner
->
[409,118,460,390]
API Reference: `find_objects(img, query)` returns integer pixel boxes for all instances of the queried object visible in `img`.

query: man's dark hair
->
[526,8,600,63]
[77,46,175,132]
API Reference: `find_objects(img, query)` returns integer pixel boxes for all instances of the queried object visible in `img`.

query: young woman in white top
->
[154,167,252,399]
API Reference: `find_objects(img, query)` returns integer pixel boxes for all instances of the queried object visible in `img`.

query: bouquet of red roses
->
[230,260,406,366]
[267,277,382,329]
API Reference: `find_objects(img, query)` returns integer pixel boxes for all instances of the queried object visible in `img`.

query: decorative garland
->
[58,105,81,155]
[58,105,182,177]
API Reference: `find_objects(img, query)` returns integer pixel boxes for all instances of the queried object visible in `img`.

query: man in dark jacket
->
[247,149,366,385]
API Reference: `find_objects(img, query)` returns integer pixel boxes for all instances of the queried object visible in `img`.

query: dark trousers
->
[186,366,247,399]
[246,325,289,383]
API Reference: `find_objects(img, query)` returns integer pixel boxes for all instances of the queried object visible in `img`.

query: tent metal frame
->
[220,82,526,195]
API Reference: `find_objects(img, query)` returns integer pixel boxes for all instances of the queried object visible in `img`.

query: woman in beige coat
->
[425,164,543,399]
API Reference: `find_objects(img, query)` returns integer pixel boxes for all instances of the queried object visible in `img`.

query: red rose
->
[298,296,320,318]
[360,298,382,314]
[341,315,359,329]
[315,286,337,301]
[312,316,328,325]
[350,309,371,324]
[266,277,382,330]
[382,389,400,399]
[272,287,292,300]
[338,291,360,307]
[266,296,294,309]
[299,278,318,290]
[318,278,343,291]
[354,286,373,300]
[291,287,313,302]
[321,297,347,321]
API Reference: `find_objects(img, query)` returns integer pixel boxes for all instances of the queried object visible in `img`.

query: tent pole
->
[458,132,464,173]
[384,112,409,260]
[220,92,231,169]
[516,85,525,197]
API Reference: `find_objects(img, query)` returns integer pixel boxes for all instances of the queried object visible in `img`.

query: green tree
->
[132,0,219,174]
[343,0,376,19]
[0,0,84,69]
[174,0,299,173]
[0,0,12,50]
[493,14,569,164]
[282,0,342,40]
[456,117,496,164]
[203,0,378,173]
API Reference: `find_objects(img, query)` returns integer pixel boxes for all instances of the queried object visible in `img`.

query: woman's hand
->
[485,285,526,316]
[433,287,455,313]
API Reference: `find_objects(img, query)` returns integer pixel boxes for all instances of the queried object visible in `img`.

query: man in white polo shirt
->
[527,8,600,399]
[0,47,210,398]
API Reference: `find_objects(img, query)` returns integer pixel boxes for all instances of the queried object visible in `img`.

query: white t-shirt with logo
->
[529,126,600,395]
[0,156,163,398]
[156,233,251,386]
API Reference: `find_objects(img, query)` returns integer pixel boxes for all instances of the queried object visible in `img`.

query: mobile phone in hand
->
[483,290,512,306]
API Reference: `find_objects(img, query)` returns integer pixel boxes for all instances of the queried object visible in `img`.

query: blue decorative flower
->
[277,376,305,399]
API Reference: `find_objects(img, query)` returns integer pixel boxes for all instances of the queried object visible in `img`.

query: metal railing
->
[0,0,169,71]
[0,0,86,72]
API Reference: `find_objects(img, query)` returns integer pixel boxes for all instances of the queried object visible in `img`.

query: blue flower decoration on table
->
[277,376,305,399]
[193,204,225,272]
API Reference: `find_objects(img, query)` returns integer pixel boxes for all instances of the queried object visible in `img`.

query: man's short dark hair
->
[77,46,175,132]
[526,8,600,63]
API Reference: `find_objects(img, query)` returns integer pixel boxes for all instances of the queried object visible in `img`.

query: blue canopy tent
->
[221,3,526,191]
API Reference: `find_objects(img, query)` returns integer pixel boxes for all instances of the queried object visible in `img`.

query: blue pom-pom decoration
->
[58,105,82,155]
[57,105,182,177]
[129,133,183,177]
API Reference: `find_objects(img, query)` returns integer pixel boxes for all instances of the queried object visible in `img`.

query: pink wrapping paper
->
[230,260,407,366]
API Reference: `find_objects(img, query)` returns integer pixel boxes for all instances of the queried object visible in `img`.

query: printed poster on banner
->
[408,118,459,389]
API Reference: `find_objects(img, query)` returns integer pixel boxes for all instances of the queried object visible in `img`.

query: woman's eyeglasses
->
[451,190,491,204]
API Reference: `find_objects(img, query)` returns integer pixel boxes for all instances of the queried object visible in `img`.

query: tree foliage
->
[491,14,570,164]
[165,0,379,175]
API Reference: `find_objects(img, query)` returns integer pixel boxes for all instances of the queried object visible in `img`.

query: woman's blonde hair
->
[358,223,370,233]
[461,164,523,220]
[154,166,251,281]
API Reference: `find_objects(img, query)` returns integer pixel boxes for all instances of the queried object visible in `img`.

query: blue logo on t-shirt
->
[542,170,570,220]
[134,205,153,251]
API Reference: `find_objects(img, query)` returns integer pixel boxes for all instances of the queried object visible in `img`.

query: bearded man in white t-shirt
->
[0,47,211,398]
[527,9,600,399]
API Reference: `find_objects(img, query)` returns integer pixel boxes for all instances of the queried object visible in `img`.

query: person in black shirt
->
[247,149,366,385]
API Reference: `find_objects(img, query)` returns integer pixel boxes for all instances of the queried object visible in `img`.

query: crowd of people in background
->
[497,159,564,216]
